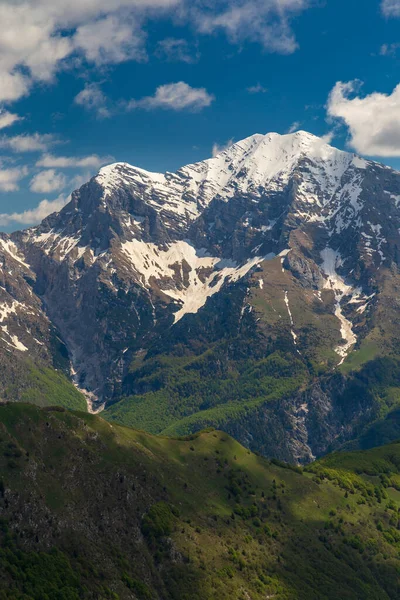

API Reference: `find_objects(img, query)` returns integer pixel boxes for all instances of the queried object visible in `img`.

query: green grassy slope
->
[103,351,309,435]
[0,403,399,599]
[1,362,87,411]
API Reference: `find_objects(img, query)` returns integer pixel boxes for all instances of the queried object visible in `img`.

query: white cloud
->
[0,133,56,153]
[156,38,199,63]
[380,42,400,56]
[0,110,21,130]
[247,83,267,94]
[69,171,93,190]
[188,0,310,55]
[0,166,28,192]
[212,138,234,157]
[0,0,181,103]
[30,169,67,193]
[128,81,214,111]
[381,0,400,17]
[0,195,70,227]
[320,131,335,144]
[327,80,400,157]
[36,153,112,169]
[287,121,301,134]
[74,83,110,118]
[74,14,147,66]
[0,71,30,103]
[0,1,313,105]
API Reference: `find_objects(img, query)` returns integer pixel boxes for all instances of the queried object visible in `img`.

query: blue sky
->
[0,0,400,231]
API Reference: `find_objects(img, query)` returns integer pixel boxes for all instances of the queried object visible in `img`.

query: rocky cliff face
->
[3,131,400,460]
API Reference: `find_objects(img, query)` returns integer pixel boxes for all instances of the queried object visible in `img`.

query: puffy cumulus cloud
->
[0,166,28,192]
[0,110,21,130]
[381,0,400,17]
[0,195,70,227]
[74,83,110,118]
[37,153,112,169]
[0,133,56,153]
[127,81,214,111]
[327,80,400,157]
[30,169,67,193]
[0,0,181,103]
[212,138,234,157]
[187,0,310,54]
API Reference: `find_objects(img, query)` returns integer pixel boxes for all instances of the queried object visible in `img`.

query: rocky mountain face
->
[3,131,400,461]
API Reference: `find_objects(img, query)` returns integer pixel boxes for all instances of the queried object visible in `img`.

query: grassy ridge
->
[2,363,87,411]
[0,403,399,598]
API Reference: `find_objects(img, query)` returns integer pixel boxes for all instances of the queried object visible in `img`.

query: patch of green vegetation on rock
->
[339,341,381,374]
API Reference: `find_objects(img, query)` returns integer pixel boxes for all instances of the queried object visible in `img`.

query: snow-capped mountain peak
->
[91,131,359,221]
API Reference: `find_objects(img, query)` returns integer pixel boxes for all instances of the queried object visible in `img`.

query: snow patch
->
[1,325,28,352]
[390,194,400,207]
[320,248,359,364]
[0,239,29,269]
[120,239,270,323]
[352,156,368,169]
[284,291,298,347]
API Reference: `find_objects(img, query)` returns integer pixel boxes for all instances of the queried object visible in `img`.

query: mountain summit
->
[93,130,357,213]
[2,131,400,461]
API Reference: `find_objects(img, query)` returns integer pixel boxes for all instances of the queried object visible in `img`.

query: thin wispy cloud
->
[37,154,113,169]
[380,42,400,56]
[156,38,200,63]
[74,83,110,119]
[0,110,22,131]
[212,138,234,157]
[247,83,268,94]
[381,0,400,17]
[188,0,311,55]
[287,121,301,134]
[0,133,57,153]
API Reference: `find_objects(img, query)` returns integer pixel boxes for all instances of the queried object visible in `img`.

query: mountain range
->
[2,130,400,463]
